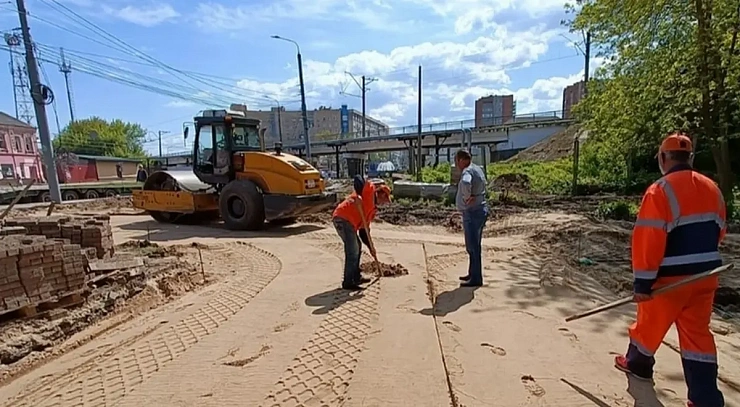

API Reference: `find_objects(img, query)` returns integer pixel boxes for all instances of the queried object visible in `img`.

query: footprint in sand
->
[558,327,579,342]
[441,321,462,332]
[480,343,507,356]
[520,375,546,397]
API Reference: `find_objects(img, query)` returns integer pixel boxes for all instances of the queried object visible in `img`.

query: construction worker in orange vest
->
[332,176,392,290]
[614,133,727,407]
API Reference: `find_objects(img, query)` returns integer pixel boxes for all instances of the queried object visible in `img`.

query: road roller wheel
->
[219,179,265,230]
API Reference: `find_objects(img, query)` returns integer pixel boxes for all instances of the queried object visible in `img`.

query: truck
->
[0,179,142,205]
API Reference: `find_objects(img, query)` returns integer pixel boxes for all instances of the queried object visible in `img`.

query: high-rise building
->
[475,95,516,127]
[562,80,586,119]
[231,104,390,147]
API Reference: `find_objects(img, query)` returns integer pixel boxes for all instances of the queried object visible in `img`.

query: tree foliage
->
[315,130,337,141]
[53,117,148,158]
[567,0,740,196]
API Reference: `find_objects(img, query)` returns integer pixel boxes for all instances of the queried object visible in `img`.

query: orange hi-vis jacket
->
[332,181,377,231]
[632,164,727,295]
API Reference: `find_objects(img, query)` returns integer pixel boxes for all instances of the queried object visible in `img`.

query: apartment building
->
[232,104,390,147]
[0,111,44,181]
[474,95,516,127]
[562,80,586,119]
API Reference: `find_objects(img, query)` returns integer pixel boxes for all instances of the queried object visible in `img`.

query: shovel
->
[565,263,735,323]
[356,198,382,281]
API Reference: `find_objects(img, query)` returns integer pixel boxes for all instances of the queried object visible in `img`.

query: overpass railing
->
[159,109,568,155]
[284,109,568,150]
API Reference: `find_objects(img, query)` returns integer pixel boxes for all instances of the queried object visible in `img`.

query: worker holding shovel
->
[615,134,726,407]
[332,176,392,290]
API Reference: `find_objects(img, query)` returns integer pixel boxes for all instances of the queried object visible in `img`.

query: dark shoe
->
[614,355,653,382]
[460,281,482,287]
[357,277,372,284]
[459,275,470,281]
[342,282,364,291]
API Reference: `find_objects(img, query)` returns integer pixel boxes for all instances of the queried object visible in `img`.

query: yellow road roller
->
[132,109,337,230]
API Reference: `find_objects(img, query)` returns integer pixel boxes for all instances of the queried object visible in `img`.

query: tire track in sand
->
[260,281,381,406]
[3,242,282,407]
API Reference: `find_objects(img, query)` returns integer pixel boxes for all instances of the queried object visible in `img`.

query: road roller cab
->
[132,109,337,230]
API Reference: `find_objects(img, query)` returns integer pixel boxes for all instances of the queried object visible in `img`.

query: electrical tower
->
[59,48,75,122]
[4,30,35,124]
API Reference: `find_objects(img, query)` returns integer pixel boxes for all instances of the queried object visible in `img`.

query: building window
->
[13,136,23,153]
[24,136,34,153]
[0,164,14,178]
[0,135,6,151]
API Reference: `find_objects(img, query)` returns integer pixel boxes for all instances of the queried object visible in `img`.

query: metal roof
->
[0,111,35,129]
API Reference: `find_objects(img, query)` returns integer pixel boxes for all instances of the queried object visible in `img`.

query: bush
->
[486,159,574,195]
[595,200,638,221]
[420,163,451,183]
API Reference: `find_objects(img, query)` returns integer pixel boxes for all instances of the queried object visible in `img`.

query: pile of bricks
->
[4,215,114,259]
[0,235,88,313]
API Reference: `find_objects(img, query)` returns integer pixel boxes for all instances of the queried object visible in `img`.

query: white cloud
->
[103,3,180,27]
[165,100,196,108]
[223,23,572,126]
[194,0,406,33]
[406,0,567,33]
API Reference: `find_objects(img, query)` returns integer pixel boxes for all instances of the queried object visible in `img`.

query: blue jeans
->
[333,217,362,284]
[463,205,488,284]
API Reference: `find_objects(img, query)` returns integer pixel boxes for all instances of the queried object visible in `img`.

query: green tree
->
[567,0,739,196]
[53,117,148,158]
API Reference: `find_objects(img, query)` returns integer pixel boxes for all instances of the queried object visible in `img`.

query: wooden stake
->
[197,246,206,282]
[0,179,36,220]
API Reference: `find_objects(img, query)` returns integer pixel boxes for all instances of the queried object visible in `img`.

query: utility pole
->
[297,52,310,161]
[342,72,377,138]
[573,30,591,197]
[158,130,170,156]
[16,0,61,202]
[362,76,367,138]
[416,66,422,181]
[59,48,75,122]
[583,31,591,98]
[264,96,283,144]
[270,35,309,160]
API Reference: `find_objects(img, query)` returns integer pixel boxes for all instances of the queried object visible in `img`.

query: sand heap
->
[360,261,409,277]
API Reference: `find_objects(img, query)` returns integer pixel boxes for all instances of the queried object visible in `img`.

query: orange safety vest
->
[631,164,726,294]
[333,182,377,231]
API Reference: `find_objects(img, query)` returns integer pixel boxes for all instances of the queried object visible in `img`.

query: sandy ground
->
[1,210,739,407]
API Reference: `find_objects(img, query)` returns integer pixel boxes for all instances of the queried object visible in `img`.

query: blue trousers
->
[463,205,488,284]
[333,217,362,284]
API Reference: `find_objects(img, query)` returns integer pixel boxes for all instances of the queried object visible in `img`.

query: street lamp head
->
[270,35,280,39]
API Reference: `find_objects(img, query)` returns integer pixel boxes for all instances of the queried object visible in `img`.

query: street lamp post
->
[263,96,283,144]
[271,35,310,161]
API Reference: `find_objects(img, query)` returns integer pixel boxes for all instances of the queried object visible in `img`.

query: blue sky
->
[0,0,600,155]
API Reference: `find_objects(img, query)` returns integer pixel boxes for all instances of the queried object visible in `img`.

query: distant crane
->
[59,48,75,123]
[4,30,35,124]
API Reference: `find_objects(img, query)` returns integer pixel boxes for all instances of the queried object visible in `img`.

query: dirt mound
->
[507,125,582,162]
[526,220,740,317]
[116,240,187,258]
[360,261,409,277]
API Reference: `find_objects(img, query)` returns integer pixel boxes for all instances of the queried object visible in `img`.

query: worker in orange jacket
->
[332,176,392,290]
[615,134,726,407]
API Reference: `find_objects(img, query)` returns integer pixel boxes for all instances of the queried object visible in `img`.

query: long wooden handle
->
[565,263,735,323]
[355,198,380,274]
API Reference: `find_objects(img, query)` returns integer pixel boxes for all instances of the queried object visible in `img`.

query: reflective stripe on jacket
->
[332,181,377,231]
[631,164,727,294]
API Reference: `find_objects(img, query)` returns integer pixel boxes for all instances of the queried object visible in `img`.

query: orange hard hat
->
[659,133,693,154]
[375,184,392,204]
